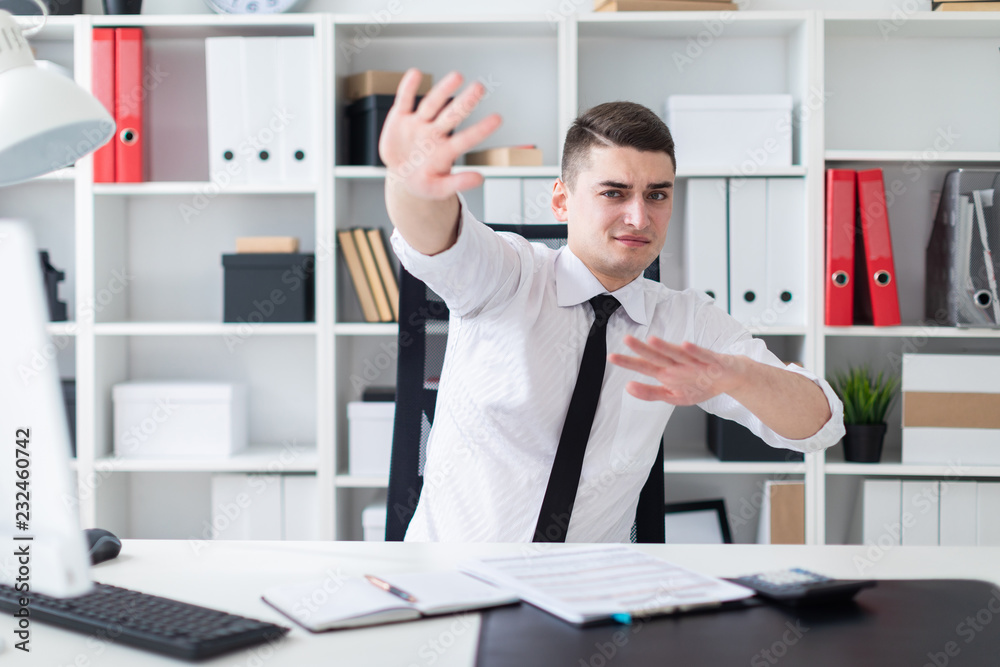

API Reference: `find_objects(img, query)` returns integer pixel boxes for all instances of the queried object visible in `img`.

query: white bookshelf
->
[5,9,997,545]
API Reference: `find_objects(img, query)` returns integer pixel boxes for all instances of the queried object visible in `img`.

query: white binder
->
[210,474,282,540]
[901,480,939,546]
[241,37,282,183]
[939,481,977,547]
[483,178,522,224]
[684,178,728,310]
[205,37,250,184]
[282,474,319,541]
[521,178,559,224]
[863,479,901,547]
[728,179,768,325]
[977,482,1000,546]
[276,37,317,184]
[765,178,806,326]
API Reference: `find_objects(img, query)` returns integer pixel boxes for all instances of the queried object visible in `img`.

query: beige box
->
[465,146,543,167]
[345,70,433,100]
[236,236,299,253]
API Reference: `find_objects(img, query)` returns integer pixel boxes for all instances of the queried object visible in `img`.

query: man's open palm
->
[378,69,502,201]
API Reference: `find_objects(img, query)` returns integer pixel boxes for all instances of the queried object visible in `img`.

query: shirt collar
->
[554,246,649,326]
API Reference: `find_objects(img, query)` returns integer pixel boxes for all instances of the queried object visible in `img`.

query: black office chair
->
[385,223,664,543]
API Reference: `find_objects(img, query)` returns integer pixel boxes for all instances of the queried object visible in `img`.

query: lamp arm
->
[16,0,49,38]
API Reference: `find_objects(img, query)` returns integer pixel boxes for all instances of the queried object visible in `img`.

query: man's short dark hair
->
[561,101,676,191]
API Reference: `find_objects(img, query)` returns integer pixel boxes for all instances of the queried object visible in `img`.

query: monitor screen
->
[0,220,91,597]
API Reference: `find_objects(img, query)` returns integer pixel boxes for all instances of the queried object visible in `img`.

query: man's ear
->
[552,178,570,222]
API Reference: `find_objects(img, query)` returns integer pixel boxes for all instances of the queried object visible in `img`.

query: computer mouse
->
[84,528,122,565]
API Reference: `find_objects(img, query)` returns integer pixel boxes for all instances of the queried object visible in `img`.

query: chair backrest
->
[384,223,664,542]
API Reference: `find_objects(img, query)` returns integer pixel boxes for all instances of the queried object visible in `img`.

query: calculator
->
[731,568,876,606]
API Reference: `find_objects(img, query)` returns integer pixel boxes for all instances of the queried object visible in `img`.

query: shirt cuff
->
[760,365,846,454]
[389,192,479,272]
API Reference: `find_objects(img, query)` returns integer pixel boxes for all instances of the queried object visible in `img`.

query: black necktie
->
[534,294,622,542]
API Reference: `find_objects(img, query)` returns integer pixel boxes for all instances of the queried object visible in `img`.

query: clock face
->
[204,0,302,13]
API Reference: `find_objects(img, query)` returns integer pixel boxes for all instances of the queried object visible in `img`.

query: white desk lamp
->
[0,0,115,186]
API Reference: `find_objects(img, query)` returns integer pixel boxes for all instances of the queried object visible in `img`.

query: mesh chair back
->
[385,223,664,542]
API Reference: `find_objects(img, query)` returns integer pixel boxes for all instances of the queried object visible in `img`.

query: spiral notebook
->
[460,545,755,626]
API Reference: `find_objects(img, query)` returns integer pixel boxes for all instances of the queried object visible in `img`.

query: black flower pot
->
[843,423,887,463]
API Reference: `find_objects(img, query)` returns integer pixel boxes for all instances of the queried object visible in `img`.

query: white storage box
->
[362,503,387,542]
[113,382,248,459]
[902,354,1000,466]
[665,95,793,170]
[348,401,395,476]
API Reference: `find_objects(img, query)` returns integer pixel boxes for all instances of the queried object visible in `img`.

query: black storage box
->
[222,253,315,323]
[707,414,804,462]
[61,379,76,457]
[344,94,423,166]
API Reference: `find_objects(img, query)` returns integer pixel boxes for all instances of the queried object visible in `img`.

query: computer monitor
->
[0,219,91,597]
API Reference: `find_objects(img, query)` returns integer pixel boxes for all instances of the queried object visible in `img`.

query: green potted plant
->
[828,365,900,463]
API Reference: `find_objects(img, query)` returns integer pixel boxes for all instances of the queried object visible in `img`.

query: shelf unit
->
[6,9,999,545]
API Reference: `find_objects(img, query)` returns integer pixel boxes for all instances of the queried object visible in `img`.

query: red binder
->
[856,169,901,326]
[825,169,856,326]
[114,28,144,182]
[91,29,116,183]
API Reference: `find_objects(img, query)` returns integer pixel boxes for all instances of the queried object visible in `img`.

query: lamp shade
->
[0,10,115,186]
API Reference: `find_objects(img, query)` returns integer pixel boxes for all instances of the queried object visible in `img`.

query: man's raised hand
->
[379,68,502,201]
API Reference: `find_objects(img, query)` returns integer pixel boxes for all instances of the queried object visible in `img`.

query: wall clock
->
[204,0,303,14]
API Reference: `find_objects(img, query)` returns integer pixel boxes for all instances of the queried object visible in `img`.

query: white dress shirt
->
[390,200,845,543]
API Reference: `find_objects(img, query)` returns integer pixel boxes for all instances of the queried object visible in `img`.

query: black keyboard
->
[0,581,289,661]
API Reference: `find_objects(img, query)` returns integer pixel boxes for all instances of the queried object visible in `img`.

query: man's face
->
[552,145,674,292]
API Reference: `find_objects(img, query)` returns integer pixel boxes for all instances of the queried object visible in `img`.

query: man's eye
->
[602,191,622,198]
[648,192,668,201]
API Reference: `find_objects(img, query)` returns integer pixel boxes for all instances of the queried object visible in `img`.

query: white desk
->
[5,541,999,666]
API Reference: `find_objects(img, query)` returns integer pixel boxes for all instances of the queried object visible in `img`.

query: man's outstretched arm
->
[380,68,502,256]
[609,336,834,440]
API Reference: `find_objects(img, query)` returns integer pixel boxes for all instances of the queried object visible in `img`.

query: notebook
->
[460,545,755,626]
[261,571,518,631]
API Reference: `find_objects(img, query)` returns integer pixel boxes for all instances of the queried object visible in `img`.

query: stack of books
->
[338,228,399,323]
[595,0,739,11]
[932,0,1000,9]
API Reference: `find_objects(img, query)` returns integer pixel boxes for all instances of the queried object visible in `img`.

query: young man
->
[381,69,844,542]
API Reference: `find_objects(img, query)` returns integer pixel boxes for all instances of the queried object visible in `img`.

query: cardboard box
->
[348,401,395,476]
[665,94,792,169]
[902,354,1000,465]
[236,236,299,253]
[345,70,432,100]
[465,146,543,167]
[113,382,248,459]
